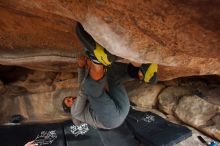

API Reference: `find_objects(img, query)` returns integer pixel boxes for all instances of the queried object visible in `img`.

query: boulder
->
[158,86,193,114]
[195,85,220,106]
[128,83,165,109]
[0,0,219,80]
[175,95,220,141]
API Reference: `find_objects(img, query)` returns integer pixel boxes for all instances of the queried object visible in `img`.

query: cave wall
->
[0,66,78,123]
[0,0,219,80]
[0,5,82,72]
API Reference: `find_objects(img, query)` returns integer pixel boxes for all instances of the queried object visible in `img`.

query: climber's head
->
[62,96,77,113]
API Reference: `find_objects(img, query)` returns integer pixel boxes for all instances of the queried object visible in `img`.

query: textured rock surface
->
[128,82,165,109]
[158,86,193,114]
[196,85,220,106]
[175,95,220,141]
[0,6,82,72]
[0,69,78,123]
[0,0,219,80]
[77,0,220,78]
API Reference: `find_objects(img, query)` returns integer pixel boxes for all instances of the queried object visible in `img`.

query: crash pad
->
[126,110,192,146]
[64,121,103,146]
[98,123,139,146]
[0,120,138,146]
[0,123,65,146]
[64,120,139,146]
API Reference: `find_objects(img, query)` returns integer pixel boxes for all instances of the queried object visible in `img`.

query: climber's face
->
[64,96,76,108]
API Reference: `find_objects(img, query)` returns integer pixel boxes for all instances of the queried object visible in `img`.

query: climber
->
[63,22,158,129]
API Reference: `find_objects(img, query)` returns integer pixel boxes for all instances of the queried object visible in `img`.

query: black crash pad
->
[126,110,192,146]
[98,123,139,146]
[0,121,139,146]
[64,120,139,146]
[0,123,65,146]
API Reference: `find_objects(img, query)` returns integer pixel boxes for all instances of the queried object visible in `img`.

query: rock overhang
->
[0,0,219,80]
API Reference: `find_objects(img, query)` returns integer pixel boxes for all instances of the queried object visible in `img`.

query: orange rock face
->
[0,0,219,80]
[0,4,83,72]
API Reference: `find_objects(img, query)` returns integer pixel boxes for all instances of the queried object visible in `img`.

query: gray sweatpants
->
[71,63,130,129]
